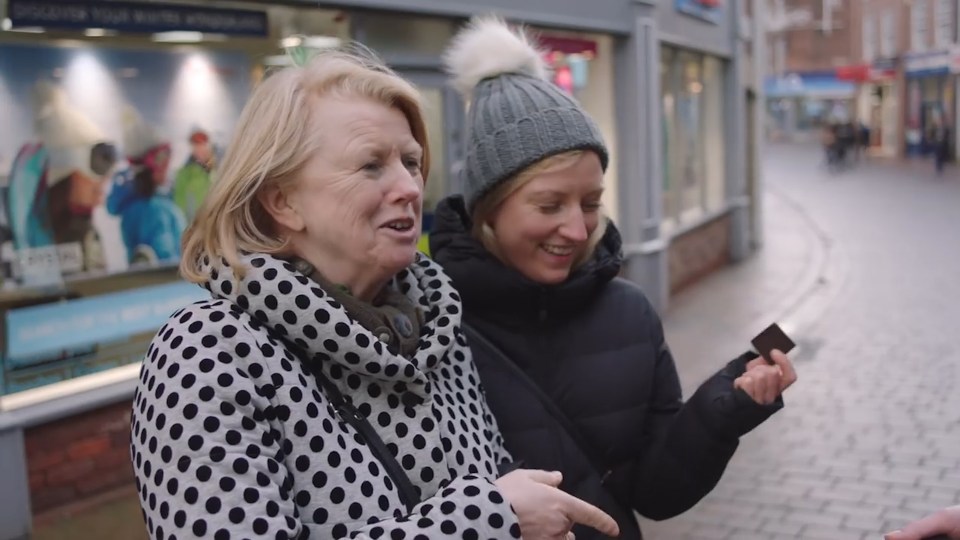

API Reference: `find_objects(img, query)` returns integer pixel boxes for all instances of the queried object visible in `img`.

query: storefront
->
[647,0,759,297]
[0,0,625,393]
[839,60,900,156]
[764,72,857,140]
[0,0,639,536]
[903,48,960,157]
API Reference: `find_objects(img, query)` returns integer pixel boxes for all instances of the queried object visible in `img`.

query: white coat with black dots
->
[130,253,521,539]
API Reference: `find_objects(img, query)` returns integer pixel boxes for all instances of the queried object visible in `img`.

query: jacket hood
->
[429,195,623,328]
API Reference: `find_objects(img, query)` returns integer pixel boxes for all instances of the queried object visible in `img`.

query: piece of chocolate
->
[751,323,796,364]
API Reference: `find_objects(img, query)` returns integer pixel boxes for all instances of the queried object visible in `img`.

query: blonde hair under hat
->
[31,80,114,183]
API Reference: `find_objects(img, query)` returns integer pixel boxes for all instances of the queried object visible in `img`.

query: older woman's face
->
[281,96,424,294]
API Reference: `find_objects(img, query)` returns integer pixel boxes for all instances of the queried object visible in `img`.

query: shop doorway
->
[395,70,464,254]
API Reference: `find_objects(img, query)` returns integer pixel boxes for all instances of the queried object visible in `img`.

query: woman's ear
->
[258,184,305,233]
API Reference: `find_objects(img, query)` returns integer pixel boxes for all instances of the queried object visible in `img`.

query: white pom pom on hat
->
[441,15,609,212]
[442,15,549,101]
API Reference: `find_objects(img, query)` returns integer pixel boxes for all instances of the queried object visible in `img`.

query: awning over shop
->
[765,73,856,99]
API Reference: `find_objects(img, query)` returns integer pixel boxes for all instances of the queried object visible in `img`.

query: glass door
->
[396,70,464,255]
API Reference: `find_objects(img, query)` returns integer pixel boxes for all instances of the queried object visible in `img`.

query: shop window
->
[534,30,618,223]
[934,0,953,48]
[880,10,897,58]
[702,56,726,212]
[0,0,353,397]
[417,86,447,236]
[677,50,704,219]
[353,13,455,58]
[911,0,929,52]
[661,47,679,223]
[862,15,876,63]
[661,46,728,228]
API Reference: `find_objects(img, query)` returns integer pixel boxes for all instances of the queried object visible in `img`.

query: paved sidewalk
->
[639,181,837,540]
[657,183,834,396]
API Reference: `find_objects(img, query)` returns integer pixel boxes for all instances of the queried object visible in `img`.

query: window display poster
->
[0,43,251,291]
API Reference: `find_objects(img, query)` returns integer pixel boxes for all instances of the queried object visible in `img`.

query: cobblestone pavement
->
[641,145,960,539]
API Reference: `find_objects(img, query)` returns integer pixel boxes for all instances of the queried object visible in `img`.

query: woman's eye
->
[538,204,561,214]
[403,158,422,171]
[362,162,381,173]
[583,202,602,212]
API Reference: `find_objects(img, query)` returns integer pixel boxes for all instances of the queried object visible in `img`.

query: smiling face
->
[485,151,605,285]
[262,95,424,300]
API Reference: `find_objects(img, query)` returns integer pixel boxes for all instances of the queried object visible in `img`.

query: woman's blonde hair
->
[471,150,607,270]
[180,46,430,283]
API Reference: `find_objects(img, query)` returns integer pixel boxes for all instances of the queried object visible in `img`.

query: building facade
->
[900,0,959,158]
[0,1,762,537]
[764,0,859,140]
[847,0,909,157]
[765,0,960,160]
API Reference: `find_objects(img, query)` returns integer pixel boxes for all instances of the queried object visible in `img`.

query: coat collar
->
[202,252,465,396]
[429,195,623,329]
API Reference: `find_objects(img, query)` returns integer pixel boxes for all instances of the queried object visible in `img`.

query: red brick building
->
[766,0,960,158]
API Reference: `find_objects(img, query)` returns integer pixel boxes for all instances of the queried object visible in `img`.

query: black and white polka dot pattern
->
[131,253,521,539]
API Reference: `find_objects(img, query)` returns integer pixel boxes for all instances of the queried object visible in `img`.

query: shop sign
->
[836,64,870,83]
[904,50,951,77]
[676,0,724,24]
[837,63,896,83]
[8,0,268,36]
[4,281,209,367]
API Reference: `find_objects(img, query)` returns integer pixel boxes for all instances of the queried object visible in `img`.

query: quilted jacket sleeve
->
[131,308,520,540]
[628,311,783,521]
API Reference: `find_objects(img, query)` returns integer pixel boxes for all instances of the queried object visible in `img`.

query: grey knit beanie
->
[443,16,609,213]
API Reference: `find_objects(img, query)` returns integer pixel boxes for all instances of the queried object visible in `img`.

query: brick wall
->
[788,0,856,72]
[668,214,731,295]
[25,401,134,514]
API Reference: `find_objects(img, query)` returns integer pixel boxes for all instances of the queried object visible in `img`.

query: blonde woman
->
[430,17,798,540]
[130,47,620,539]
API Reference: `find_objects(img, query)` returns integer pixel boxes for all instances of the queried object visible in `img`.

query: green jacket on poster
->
[173,160,213,222]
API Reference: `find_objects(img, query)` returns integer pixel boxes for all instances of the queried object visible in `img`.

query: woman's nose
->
[559,210,588,242]
[388,163,423,203]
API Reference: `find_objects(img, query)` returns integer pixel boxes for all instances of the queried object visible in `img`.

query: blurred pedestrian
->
[930,116,951,176]
[821,123,837,167]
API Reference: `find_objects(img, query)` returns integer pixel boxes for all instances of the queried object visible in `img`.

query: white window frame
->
[881,9,897,57]
[933,0,953,47]
[912,0,929,52]
[862,14,876,62]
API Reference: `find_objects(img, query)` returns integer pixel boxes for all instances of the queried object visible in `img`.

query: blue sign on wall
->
[4,281,210,366]
[676,0,723,24]
[8,0,268,36]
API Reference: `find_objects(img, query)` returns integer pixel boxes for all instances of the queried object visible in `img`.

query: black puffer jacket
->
[430,195,783,540]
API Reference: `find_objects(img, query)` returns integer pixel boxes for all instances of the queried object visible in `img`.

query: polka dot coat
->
[130,253,522,539]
